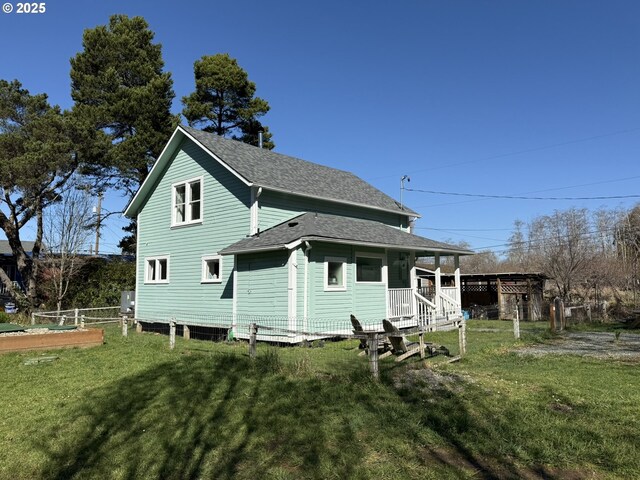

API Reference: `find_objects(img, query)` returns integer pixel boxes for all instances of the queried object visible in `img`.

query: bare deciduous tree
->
[41,182,93,312]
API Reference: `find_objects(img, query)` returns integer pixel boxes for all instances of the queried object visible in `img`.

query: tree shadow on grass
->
[35,351,364,480]
[384,364,597,480]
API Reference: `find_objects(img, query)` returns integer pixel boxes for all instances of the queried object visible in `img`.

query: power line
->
[406,187,640,201]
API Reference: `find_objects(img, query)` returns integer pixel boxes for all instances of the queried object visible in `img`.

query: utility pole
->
[400,175,410,210]
[94,193,102,256]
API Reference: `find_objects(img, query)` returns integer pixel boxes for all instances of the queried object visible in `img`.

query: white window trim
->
[171,176,204,227]
[145,256,170,284]
[324,256,347,292]
[355,252,386,284]
[201,255,223,284]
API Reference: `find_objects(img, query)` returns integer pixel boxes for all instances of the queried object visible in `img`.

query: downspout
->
[303,241,312,333]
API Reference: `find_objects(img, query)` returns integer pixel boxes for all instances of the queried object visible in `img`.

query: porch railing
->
[387,288,414,318]
[388,287,462,324]
[0,281,23,296]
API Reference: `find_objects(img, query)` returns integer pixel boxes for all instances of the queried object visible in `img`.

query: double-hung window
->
[173,177,202,226]
[145,256,169,284]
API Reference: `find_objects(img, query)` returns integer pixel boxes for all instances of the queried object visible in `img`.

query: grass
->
[0,320,638,479]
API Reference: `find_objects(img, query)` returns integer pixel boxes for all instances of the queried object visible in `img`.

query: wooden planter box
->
[0,328,104,354]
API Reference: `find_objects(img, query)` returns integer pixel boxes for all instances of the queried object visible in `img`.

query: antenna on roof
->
[400,175,410,210]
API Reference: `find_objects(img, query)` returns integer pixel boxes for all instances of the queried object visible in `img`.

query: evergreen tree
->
[70,14,179,252]
[182,53,273,148]
[0,79,85,309]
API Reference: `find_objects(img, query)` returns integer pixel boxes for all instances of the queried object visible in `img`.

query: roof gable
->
[126,125,418,218]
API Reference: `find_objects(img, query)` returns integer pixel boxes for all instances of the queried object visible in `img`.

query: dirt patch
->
[517,331,640,359]
[392,367,468,394]
[421,445,600,479]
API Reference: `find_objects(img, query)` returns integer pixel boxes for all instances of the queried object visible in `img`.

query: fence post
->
[368,333,380,380]
[513,304,520,340]
[249,323,257,358]
[458,320,467,356]
[60,315,66,326]
[586,303,592,323]
[74,308,79,326]
[136,320,143,333]
[31,312,35,325]
[121,315,128,337]
[169,320,176,350]
[553,297,564,332]
[419,329,425,359]
[183,324,190,340]
[80,315,85,328]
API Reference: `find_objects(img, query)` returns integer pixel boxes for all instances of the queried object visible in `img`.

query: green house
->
[125,126,472,342]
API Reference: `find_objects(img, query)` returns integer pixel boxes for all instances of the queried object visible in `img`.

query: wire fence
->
[31,306,123,326]
[132,312,468,379]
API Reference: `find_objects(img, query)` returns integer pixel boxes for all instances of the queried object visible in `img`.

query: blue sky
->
[2,0,639,254]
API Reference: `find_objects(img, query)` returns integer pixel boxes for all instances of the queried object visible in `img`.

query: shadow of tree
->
[35,351,364,480]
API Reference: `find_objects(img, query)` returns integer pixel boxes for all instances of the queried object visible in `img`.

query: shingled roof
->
[220,213,473,256]
[181,126,417,216]
[0,240,35,256]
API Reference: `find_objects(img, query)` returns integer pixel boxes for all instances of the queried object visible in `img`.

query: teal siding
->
[236,251,289,318]
[306,243,387,326]
[136,139,250,322]
[387,251,411,289]
[259,190,408,231]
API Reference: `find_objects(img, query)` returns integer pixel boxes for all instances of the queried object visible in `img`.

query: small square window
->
[325,256,346,291]
[202,256,222,283]
[145,256,169,284]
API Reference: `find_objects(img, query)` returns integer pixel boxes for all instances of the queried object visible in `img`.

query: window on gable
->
[173,178,202,226]
[202,256,222,283]
[146,256,169,284]
[325,256,346,291]
[356,255,383,283]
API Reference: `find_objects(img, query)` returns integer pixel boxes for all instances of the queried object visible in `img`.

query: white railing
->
[387,288,414,318]
[0,281,23,296]
[32,306,122,325]
[441,286,460,305]
[388,286,462,324]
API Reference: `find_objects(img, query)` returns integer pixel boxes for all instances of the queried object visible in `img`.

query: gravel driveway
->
[517,331,640,359]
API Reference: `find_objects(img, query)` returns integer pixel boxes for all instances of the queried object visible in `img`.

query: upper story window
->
[172,177,202,226]
[145,256,169,284]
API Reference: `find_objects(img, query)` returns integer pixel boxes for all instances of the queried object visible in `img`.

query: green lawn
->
[0,320,638,479]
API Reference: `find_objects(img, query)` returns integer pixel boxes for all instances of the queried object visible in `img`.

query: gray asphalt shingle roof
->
[0,240,34,256]
[220,213,473,255]
[182,126,417,216]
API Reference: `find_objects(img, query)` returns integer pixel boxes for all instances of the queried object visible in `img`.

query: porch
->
[387,257,463,325]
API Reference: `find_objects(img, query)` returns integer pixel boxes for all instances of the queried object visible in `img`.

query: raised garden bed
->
[0,326,104,354]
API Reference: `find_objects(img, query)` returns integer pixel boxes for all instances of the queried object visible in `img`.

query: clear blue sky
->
[2,0,639,255]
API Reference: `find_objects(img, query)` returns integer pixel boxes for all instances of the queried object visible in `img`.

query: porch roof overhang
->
[220,213,474,256]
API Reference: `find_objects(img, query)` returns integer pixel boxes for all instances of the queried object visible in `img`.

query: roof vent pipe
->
[258,131,263,149]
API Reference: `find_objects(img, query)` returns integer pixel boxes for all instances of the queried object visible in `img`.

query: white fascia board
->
[125,126,254,218]
[124,127,185,217]
[297,237,473,256]
[180,127,252,187]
